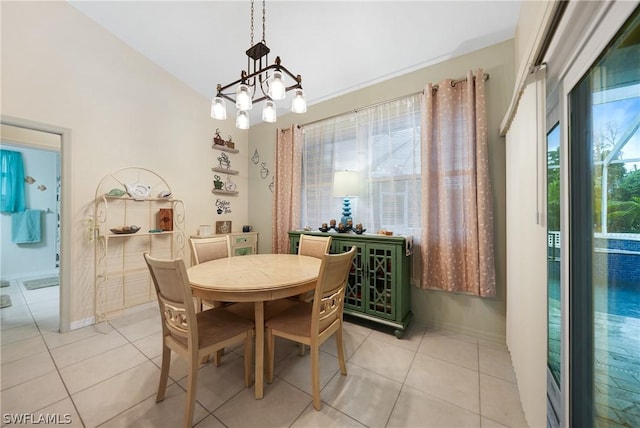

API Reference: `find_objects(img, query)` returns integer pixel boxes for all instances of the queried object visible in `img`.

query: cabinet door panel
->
[334,240,365,312]
[290,236,301,254]
[365,244,396,320]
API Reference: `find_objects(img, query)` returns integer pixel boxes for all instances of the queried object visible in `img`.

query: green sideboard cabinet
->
[288,231,413,338]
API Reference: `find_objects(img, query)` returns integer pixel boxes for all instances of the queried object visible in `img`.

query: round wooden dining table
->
[188,253,321,399]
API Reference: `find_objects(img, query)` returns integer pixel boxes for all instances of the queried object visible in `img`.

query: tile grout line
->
[477,341,483,427]
[15,276,88,428]
[96,317,179,427]
[383,329,424,427]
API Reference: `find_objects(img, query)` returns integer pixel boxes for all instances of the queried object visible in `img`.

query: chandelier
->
[210,0,307,129]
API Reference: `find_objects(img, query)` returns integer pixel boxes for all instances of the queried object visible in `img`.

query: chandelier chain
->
[250,0,254,46]
[262,0,266,42]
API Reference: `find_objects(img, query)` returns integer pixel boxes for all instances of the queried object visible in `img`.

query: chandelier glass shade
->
[235,84,253,111]
[291,88,307,114]
[236,110,250,130]
[262,100,277,123]
[210,0,306,128]
[210,97,227,120]
[268,71,286,100]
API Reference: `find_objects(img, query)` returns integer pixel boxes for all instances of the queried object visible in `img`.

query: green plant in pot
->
[213,175,224,190]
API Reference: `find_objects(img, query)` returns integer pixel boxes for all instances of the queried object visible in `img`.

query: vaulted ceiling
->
[69,1,521,118]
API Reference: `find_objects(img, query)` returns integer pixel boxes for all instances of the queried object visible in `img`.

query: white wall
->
[505,74,548,428]
[0,142,60,278]
[1,2,249,328]
[248,40,515,343]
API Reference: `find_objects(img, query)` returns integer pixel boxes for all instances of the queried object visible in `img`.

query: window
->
[300,95,421,235]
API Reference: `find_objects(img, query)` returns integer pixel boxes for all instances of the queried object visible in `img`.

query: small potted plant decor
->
[226,136,235,149]
[213,175,224,190]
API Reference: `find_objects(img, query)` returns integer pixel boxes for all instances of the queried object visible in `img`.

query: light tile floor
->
[1,277,528,427]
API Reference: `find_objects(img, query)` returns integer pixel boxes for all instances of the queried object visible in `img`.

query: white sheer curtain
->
[301,94,422,240]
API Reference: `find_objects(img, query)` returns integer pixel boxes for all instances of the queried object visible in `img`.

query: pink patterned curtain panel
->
[272,125,302,254]
[420,69,496,297]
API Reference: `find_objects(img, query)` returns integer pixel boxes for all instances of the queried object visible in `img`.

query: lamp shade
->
[211,97,227,120]
[291,88,307,113]
[236,110,250,130]
[262,100,277,123]
[268,71,286,100]
[333,170,360,197]
[235,84,253,111]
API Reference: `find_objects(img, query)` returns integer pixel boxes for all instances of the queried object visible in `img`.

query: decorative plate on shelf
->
[125,183,151,199]
[110,225,141,234]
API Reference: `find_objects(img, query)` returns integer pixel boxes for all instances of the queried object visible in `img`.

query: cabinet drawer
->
[231,235,256,246]
[232,246,255,256]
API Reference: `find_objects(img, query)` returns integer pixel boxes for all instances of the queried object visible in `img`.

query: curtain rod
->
[298,72,489,129]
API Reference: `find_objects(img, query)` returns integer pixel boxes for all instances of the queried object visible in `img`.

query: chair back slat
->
[144,253,197,344]
[190,236,230,265]
[312,247,356,334]
[299,234,332,259]
[159,298,190,337]
[317,288,344,332]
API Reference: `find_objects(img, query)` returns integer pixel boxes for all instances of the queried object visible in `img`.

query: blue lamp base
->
[340,197,353,227]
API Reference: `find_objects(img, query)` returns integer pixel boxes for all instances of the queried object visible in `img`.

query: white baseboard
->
[428,319,506,346]
[124,301,157,313]
[68,301,158,331]
[69,316,95,331]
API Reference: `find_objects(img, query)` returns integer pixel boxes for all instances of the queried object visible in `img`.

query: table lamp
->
[333,170,360,227]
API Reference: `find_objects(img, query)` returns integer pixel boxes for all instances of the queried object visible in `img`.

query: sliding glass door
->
[547,123,561,427]
[568,7,640,427]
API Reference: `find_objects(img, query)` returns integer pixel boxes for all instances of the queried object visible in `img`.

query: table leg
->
[254,301,264,399]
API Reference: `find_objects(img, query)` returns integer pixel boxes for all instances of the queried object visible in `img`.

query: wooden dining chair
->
[144,252,254,428]
[189,236,230,266]
[299,234,332,258]
[189,236,253,364]
[189,236,232,310]
[295,234,332,302]
[265,246,356,410]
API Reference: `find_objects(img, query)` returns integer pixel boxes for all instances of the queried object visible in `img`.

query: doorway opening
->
[1,117,72,332]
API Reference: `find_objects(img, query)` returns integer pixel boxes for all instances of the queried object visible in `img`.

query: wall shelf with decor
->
[213,145,240,153]
[211,189,239,196]
[211,137,239,195]
[212,146,239,154]
[288,231,413,338]
[211,167,239,175]
[93,167,185,326]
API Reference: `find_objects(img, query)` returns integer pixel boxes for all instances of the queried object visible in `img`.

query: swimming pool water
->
[548,276,640,319]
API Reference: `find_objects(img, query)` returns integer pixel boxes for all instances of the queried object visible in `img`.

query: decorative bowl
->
[106,188,126,197]
[110,225,141,235]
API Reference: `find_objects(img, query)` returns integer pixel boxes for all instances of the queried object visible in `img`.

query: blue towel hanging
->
[11,209,41,244]
[0,150,26,213]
